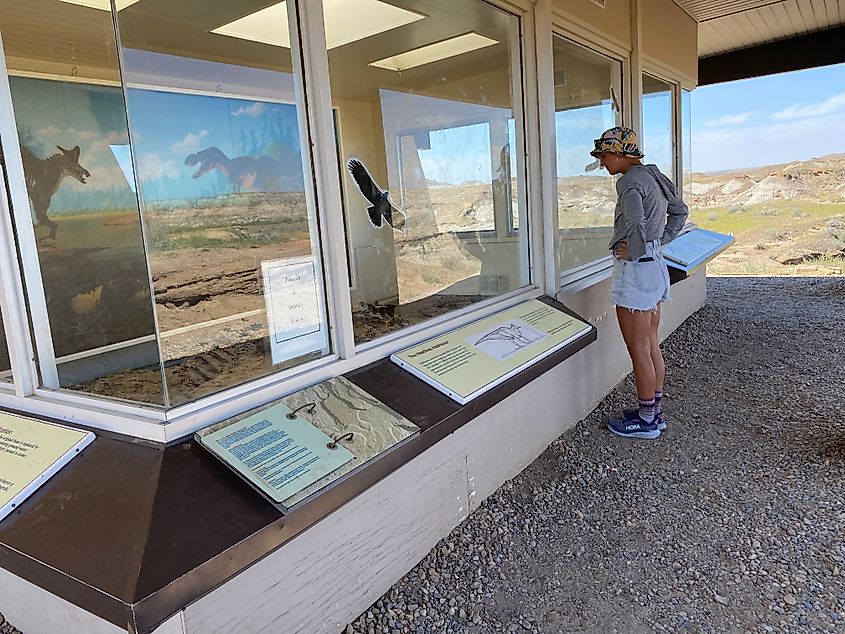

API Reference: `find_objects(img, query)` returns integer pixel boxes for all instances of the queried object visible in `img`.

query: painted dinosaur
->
[184,146,301,193]
[20,145,91,240]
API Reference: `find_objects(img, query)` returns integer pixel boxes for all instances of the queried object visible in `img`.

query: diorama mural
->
[120,89,320,404]
[9,77,157,369]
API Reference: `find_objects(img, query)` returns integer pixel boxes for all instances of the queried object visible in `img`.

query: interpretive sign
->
[0,413,94,522]
[391,299,592,404]
[261,256,328,366]
[198,377,418,511]
[663,227,734,272]
[197,402,354,510]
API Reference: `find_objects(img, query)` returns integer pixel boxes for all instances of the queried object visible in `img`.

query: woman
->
[589,127,688,440]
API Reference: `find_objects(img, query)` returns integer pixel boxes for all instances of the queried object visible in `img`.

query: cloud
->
[170,129,208,154]
[138,153,180,181]
[771,92,845,120]
[232,103,265,118]
[692,110,845,172]
[706,112,753,126]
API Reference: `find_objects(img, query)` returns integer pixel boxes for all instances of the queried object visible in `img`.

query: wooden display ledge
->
[0,297,596,634]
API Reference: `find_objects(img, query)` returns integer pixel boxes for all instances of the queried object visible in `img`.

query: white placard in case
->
[261,256,328,366]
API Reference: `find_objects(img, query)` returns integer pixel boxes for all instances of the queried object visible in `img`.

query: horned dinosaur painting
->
[20,144,91,240]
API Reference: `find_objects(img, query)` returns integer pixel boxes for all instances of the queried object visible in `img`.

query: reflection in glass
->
[117,1,330,405]
[551,35,623,274]
[642,73,674,181]
[326,0,528,343]
[0,307,12,382]
[681,88,692,203]
[0,0,165,405]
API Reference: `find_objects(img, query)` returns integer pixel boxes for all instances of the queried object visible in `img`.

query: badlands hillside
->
[686,153,845,276]
[688,153,845,208]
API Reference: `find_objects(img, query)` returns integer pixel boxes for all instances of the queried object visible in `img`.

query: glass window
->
[0,0,331,408]
[642,73,674,182]
[0,0,166,405]
[681,88,692,203]
[551,35,623,274]
[0,308,11,383]
[326,0,529,343]
[0,154,17,384]
[116,1,331,406]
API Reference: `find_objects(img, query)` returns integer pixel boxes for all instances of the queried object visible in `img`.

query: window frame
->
[641,68,679,186]
[543,22,628,294]
[0,0,548,442]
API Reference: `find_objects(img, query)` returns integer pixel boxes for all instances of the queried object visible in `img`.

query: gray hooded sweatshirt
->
[609,164,689,260]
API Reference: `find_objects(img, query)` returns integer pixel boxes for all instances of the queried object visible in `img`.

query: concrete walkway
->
[346,277,845,634]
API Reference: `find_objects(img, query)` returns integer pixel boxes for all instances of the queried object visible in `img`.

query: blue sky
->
[413,62,845,183]
[691,62,845,173]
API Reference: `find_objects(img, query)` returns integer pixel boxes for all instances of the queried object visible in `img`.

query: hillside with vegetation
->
[687,153,845,276]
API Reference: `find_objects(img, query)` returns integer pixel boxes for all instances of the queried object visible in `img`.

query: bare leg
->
[649,304,665,394]
[616,306,656,400]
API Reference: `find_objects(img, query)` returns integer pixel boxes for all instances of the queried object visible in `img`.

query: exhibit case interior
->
[0,0,542,416]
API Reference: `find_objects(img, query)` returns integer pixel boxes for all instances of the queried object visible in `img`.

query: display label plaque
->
[198,403,354,506]
[391,299,592,404]
[197,377,419,511]
[0,413,94,522]
[261,256,328,366]
[663,227,734,271]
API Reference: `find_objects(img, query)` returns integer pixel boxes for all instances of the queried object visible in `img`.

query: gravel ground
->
[2,277,843,634]
[344,277,845,634]
[0,612,21,634]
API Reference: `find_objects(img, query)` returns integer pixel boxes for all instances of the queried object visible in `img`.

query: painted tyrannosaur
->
[20,145,91,240]
[184,146,302,193]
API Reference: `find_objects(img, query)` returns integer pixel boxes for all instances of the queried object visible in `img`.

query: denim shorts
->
[610,240,670,312]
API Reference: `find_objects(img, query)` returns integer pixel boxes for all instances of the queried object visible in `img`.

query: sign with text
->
[0,413,94,522]
[663,227,735,272]
[391,299,592,404]
[197,403,354,509]
[261,256,328,366]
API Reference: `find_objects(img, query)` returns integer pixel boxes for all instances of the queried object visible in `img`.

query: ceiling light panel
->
[58,0,142,10]
[211,0,425,49]
[369,33,499,72]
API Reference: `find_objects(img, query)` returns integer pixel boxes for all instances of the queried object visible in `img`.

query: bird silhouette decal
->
[346,158,406,232]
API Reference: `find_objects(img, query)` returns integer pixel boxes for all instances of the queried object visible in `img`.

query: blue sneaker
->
[608,416,661,439]
[624,409,667,431]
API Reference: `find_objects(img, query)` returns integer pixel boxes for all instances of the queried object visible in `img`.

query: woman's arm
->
[662,197,690,245]
[618,183,647,260]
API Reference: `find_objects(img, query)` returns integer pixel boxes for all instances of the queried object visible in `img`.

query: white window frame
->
[679,86,693,203]
[542,10,628,296]
[641,67,680,186]
[0,0,549,443]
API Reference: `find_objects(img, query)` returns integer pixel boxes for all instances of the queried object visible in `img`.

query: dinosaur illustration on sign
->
[471,320,548,360]
[184,146,302,193]
[475,323,535,348]
[20,145,91,240]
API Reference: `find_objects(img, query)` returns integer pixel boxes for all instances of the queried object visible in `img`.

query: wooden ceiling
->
[675,0,845,57]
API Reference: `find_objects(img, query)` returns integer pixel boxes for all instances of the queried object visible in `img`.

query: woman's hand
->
[613,241,629,260]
